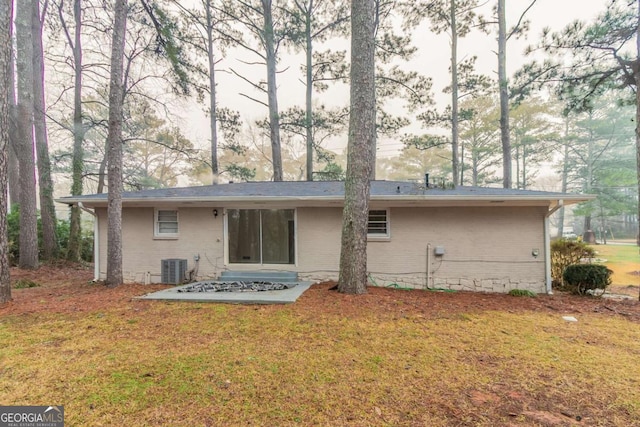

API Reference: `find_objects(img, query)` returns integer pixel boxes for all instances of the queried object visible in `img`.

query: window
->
[155,209,178,238]
[228,209,295,264]
[368,209,389,238]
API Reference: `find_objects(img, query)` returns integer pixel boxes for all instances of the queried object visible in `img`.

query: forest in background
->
[1,0,638,277]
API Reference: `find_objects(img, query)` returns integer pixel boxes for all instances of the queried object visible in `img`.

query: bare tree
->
[55,0,85,261]
[287,0,349,180]
[15,0,38,269]
[338,0,376,294]
[33,0,59,259]
[105,0,128,286]
[497,0,510,188]
[0,0,13,303]
[262,0,283,181]
[171,0,235,184]
[214,0,287,181]
[405,0,488,186]
[205,0,219,183]
[7,39,18,208]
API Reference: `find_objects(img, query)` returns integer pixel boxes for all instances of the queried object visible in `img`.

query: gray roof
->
[57,180,592,207]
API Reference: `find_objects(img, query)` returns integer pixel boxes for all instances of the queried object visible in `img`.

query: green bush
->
[508,289,537,297]
[12,279,40,289]
[562,264,612,296]
[7,205,94,265]
[551,238,596,289]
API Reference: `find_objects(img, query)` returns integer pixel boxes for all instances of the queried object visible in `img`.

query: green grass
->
[1,300,639,426]
[594,244,640,265]
[589,244,639,292]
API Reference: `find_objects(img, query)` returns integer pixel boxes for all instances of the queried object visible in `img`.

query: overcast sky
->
[179,0,610,157]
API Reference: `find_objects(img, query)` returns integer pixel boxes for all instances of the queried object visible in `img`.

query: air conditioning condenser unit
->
[161,259,188,284]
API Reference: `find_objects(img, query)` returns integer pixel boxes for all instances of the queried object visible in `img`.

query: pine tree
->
[338,0,376,294]
[105,0,128,286]
[0,0,13,303]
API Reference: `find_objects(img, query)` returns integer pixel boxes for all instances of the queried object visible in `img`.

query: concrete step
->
[219,271,299,283]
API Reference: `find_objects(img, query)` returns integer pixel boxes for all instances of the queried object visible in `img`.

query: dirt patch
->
[522,410,573,426]
[3,265,639,323]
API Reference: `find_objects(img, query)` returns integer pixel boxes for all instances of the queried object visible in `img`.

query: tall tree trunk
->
[599,201,607,244]
[338,0,375,295]
[557,119,570,238]
[15,0,38,269]
[66,0,84,261]
[97,140,107,194]
[582,126,594,240]
[262,0,283,181]
[514,144,520,188]
[449,0,459,186]
[305,0,313,181]
[32,0,58,260]
[0,0,13,303]
[7,130,19,207]
[497,0,511,188]
[472,135,479,185]
[206,0,219,184]
[7,40,18,208]
[105,0,128,286]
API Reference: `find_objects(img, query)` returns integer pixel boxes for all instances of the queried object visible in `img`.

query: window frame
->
[154,208,179,239]
[225,208,297,265]
[367,208,390,240]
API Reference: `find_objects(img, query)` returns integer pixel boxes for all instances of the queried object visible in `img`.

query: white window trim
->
[223,207,298,266]
[154,208,179,239]
[367,208,390,240]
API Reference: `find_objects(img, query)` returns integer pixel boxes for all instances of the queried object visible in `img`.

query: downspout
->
[544,200,564,294]
[78,202,99,282]
[426,243,432,289]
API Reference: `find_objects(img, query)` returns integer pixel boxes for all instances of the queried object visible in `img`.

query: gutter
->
[57,194,593,207]
[78,202,99,282]
[544,200,564,294]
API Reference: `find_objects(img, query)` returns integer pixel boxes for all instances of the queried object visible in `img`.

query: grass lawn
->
[590,243,640,297]
[1,266,640,426]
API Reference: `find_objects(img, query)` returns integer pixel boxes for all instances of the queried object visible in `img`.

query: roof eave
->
[56,193,594,208]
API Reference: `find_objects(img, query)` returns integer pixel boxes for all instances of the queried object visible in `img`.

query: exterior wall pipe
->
[544,200,564,294]
[426,243,432,289]
[78,202,99,282]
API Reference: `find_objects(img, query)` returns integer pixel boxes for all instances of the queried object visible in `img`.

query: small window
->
[368,209,389,237]
[155,209,178,238]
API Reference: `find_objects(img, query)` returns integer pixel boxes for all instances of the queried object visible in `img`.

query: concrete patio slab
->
[135,281,314,304]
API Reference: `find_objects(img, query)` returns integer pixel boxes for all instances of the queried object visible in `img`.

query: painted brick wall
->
[97,204,548,293]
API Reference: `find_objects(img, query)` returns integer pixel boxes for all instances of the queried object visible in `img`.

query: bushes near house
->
[562,264,613,296]
[551,238,596,289]
[12,279,40,289]
[7,205,94,265]
[508,289,537,297]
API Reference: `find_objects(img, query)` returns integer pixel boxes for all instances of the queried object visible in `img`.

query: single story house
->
[57,180,592,294]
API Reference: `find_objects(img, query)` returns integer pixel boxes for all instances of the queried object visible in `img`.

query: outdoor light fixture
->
[531,248,539,258]
[213,209,218,217]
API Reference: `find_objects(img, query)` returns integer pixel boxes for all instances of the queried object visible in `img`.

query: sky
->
[177,0,611,159]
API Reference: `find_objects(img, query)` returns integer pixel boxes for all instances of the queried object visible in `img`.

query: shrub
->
[7,205,94,265]
[508,289,537,297]
[562,264,612,296]
[13,279,40,289]
[551,238,596,289]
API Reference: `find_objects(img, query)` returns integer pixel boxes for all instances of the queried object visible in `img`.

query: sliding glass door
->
[228,209,295,264]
